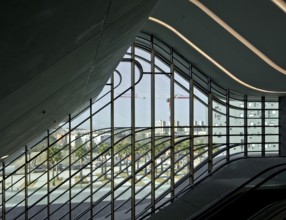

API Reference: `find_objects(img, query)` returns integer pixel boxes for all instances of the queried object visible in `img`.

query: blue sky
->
[90,62,208,129]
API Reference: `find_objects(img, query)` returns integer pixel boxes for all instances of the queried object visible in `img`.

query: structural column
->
[279,97,286,156]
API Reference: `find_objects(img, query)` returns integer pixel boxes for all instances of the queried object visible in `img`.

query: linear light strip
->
[148,17,286,93]
[272,0,286,13]
[190,0,286,76]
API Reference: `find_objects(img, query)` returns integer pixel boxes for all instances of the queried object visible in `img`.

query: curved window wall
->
[0,33,279,219]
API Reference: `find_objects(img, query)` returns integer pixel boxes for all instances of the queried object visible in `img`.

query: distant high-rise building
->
[174,120,180,132]
[155,120,167,134]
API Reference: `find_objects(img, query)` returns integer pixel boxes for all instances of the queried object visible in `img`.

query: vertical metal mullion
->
[208,78,213,173]
[226,90,230,162]
[262,97,266,156]
[47,130,50,220]
[25,146,28,220]
[150,36,156,214]
[68,114,72,220]
[2,161,5,220]
[170,49,175,200]
[244,96,248,157]
[131,43,136,220]
[189,64,194,185]
[89,99,94,218]
[111,72,115,220]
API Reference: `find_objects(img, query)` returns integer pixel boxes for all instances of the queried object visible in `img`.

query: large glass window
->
[0,34,279,220]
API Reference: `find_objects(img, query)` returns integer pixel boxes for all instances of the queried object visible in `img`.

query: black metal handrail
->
[190,163,286,219]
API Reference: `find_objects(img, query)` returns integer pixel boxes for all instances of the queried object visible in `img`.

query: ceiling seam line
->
[0,21,106,104]
[81,0,113,103]
[0,73,88,136]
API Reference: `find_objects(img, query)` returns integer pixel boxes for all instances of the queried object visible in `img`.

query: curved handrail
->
[190,163,286,219]
[248,200,286,220]
[137,156,286,220]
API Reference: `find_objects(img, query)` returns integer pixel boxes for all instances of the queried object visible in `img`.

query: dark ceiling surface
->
[0,0,159,157]
[144,0,286,96]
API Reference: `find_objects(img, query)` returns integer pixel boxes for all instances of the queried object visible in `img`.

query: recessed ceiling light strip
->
[272,0,286,13]
[148,17,286,93]
[190,0,286,76]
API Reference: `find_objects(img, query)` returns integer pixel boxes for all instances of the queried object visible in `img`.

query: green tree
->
[97,142,110,179]
[115,141,131,175]
[135,142,142,170]
[114,142,125,172]
[107,141,137,177]
[73,133,89,186]
[75,144,88,168]
[75,143,88,185]
[155,141,167,175]
[49,145,63,186]
[123,142,131,175]
[194,138,206,163]
[74,133,83,149]
[142,143,151,174]
[175,140,189,171]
